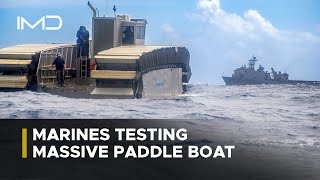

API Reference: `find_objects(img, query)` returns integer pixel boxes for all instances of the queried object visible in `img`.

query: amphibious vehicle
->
[0,2,192,99]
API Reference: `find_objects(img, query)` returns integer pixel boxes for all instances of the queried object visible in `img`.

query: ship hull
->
[222,76,320,86]
[38,67,186,99]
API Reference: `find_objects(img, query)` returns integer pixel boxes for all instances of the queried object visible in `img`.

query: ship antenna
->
[248,55,258,70]
[113,5,117,16]
[113,0,117,17]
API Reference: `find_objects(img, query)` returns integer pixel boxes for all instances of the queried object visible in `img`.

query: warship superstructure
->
[222,56,319,86]
[0,2,191,99]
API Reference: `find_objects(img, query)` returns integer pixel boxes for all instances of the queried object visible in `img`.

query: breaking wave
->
[1,84,320,149]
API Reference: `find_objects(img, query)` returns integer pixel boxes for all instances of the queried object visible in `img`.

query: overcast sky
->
[1,0,319,84]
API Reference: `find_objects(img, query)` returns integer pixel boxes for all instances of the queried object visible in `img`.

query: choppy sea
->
[1,84,320,150]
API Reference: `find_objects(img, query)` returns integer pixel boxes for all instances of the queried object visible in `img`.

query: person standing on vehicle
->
[76,26,90,57]
[52,53,65,87]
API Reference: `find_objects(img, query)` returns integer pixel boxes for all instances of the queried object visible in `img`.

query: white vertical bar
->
[17,16,20,30]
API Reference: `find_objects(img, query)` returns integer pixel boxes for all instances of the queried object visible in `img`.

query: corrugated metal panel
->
[37,45,77,86]
[91,70,136,79]
[93,18,116,55]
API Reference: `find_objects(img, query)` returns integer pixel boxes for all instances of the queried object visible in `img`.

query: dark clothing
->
[77,42,89,57]
[53,57,65,86]
[52,57,65,70]
[56,70,64,86]
[123,26,134,44]
[76,29,90,45]
[76,29,90,57]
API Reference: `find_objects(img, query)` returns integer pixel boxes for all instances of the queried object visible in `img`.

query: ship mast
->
[248,56,258,70]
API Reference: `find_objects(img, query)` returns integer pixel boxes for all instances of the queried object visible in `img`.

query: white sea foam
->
[0,84,320,149]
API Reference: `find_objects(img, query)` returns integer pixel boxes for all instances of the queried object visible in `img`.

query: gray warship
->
[222,56,320,86]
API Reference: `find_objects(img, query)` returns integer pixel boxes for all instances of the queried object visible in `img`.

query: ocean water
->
[0,84,320,150]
